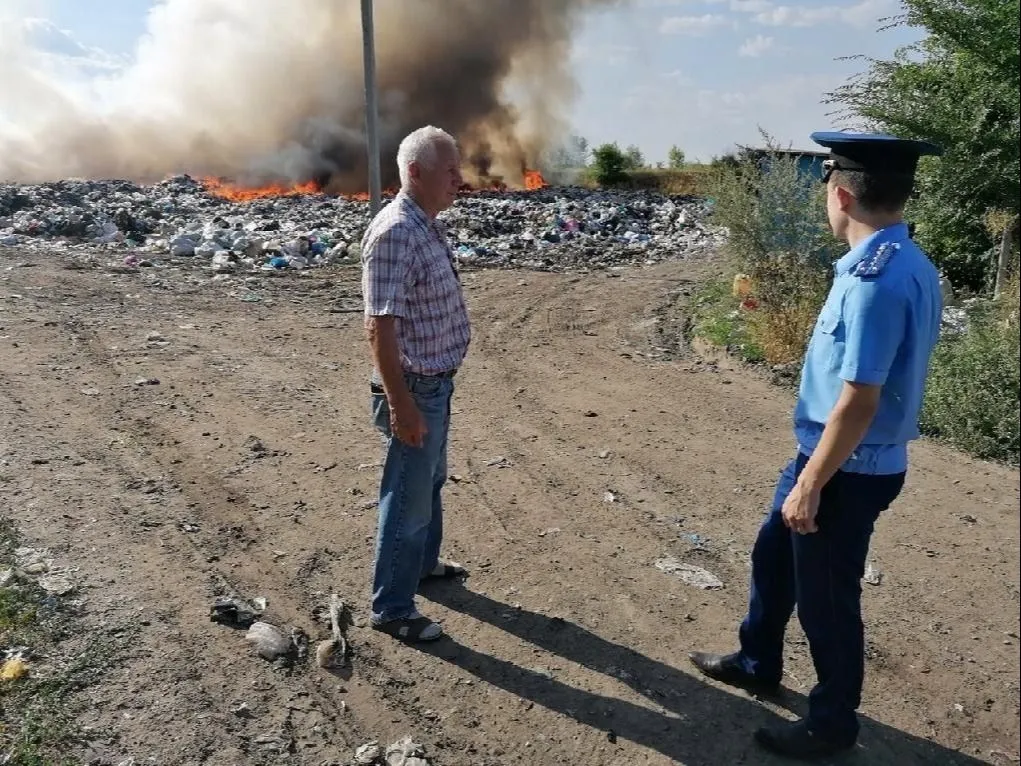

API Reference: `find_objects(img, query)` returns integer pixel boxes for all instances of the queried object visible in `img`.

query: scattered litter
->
[290,626,310,662]
[684,533,709,550]
[485,456,511,468]
[538,527,561,537]
[253,733,292,752]
[13,546,50,575]
[7,547,76,594]
[245,437,265,453]
[385,736,431,766]
[245,621,292,661]
[38,570,75,595]
[209,595,266,628]
[0,657,28,682]
[864,563,883,586]
[1,180,723,275]
[655,556,724,589]
[354,742,382,765]
[133,377,160,386]
[603,491,618,503]
[315,593,352,669]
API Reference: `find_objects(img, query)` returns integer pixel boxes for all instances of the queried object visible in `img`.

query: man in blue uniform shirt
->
[689,131,944,759]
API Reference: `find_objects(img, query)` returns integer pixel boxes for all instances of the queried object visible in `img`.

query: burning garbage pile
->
[0,175,723,274]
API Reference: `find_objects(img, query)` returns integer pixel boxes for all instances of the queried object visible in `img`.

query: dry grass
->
[574,166,713,195]
[745,298,822,364]
[622,167,713,195]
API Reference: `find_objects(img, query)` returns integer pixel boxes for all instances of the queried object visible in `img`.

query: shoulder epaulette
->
[852,241,900,277]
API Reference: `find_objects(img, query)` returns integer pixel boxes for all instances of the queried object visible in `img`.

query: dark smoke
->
[0,0,620,191]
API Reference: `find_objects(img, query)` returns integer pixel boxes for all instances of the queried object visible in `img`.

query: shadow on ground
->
[419,584,986,766]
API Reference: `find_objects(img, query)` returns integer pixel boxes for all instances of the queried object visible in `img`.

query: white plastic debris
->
[655,556,724,589]
[863,562,883,586]
[13,546,51,575]
[244,621,291,661]
[354,742,382,765]
[385,736,430,766]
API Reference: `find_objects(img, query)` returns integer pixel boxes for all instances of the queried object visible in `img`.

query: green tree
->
[623,144,645,170]
[828,0,1020,291]
[667,145,686,169]
[590,142,628,186]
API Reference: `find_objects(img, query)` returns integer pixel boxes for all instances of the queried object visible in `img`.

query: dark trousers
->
[737,453,905,744]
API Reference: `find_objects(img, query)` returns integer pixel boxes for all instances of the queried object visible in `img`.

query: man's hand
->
[782,481,820,535]
[365,316,427,447]
[389,397,428,448]
[783,380,882,536]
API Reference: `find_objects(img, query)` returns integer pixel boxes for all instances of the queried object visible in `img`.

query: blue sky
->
[11,0,922,165]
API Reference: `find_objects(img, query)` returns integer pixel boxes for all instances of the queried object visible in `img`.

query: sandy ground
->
[1,248,1018,766]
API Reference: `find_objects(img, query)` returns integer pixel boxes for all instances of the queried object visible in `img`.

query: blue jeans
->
[737,453,905,745]
[370,373,453,623]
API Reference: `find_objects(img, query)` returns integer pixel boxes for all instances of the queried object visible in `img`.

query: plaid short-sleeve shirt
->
[361,191,471,375]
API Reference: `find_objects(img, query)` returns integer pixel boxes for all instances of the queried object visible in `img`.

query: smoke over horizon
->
[0,0,618,192]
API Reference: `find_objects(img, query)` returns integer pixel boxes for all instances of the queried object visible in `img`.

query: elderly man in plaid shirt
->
[360,126,471,643]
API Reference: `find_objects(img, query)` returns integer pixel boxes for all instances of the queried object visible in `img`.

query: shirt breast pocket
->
[815,307,846,371]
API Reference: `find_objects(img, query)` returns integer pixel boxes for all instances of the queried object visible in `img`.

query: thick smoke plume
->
[0,0,617,192]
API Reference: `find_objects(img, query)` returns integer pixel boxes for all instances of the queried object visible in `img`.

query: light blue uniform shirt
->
[794,222,943,475]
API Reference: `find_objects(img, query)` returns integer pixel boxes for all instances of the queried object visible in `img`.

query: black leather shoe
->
[688,651,781,696]
[754,720,854,760]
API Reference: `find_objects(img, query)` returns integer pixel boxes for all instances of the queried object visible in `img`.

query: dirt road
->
[1,250,1018,765]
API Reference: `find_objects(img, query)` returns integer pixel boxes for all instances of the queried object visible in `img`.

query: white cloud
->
[729,0,773,12]
[738,34,775,57]
[660,69,693,85]
[659,14,729,35]
[19,17,126,73]
[572,42,638,67]
[754,0,893,29]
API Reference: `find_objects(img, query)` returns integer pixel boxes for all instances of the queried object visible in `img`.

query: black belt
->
[370,369,457,394]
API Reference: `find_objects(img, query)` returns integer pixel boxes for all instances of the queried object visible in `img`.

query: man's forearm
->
[799,386,880,492]
[366,317,410,405]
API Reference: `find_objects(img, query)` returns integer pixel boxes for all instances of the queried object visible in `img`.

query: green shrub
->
[590,143,628,187]
[701,139,839,363]
[690,278,765,363]
[921,280,1021,463]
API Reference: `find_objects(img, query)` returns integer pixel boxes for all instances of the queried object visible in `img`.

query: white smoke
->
[0,0,618,190]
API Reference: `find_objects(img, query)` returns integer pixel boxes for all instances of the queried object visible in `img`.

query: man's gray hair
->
[396,126,457,188]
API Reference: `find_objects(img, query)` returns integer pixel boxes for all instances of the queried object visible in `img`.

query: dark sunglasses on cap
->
[820,159,843,184]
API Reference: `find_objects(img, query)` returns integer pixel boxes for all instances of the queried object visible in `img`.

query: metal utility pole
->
[360,0,382,216]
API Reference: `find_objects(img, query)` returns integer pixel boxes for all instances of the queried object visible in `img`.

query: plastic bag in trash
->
[245,621,291,661]
[209,595,265,628]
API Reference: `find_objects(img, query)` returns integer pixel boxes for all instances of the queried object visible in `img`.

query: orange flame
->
[202,177,323,202]
[523,169,548,190]
[200,168,548,202]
